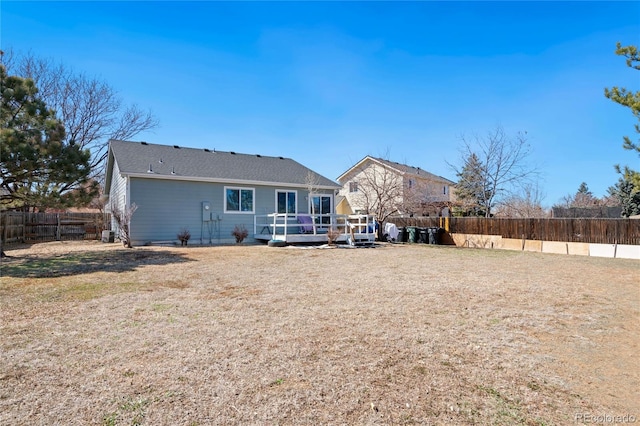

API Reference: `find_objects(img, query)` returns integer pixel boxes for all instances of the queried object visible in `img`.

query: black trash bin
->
[418,227,428,243]
[427,227,435,244]
[397,227,406,243]
[427,227,444,245]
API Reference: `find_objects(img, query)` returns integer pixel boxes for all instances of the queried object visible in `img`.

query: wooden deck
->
[254,213,377,246]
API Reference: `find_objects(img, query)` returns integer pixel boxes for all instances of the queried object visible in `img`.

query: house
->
[337,156,456,218]
[104,139,345,245]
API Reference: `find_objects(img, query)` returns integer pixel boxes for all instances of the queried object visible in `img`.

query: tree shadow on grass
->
[0,249,193,278]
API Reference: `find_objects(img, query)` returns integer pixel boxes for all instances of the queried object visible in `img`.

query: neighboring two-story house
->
[336,156,455,219]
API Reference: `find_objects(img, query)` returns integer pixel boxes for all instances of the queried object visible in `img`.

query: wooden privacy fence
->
[390,217,640,245]
[1,212,111,244]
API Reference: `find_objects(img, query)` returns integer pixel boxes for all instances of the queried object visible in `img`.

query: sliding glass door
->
[310,194,332,226]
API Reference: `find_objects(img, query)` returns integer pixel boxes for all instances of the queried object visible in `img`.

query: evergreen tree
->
[454,153,490,216]
[0,65,97,211]
[577,182,591,195]
[604,43,640,189]
[609,173,640,217]
[574,182,598,207]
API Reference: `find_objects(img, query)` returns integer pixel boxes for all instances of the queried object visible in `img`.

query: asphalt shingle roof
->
[108,140,339,188]
[355,156,455,184]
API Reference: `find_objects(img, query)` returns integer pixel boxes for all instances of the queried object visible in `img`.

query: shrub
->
[232,224,248,244]
[326,227,341,245]
[110,202,138,248]
[177,228,191,246]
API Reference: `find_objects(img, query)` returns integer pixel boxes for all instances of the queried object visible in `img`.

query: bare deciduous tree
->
[494,183,548,218]
[1,50,158,179]
[401,176,451,216]
[110,202,138,248]
[556,182,599,209]
[449,126,538,217]
[555,182,620,210]
[305,170,321,216]
[350,158,404,224]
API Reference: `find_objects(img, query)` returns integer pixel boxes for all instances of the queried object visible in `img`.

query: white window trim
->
[308,193,333,215]
[224,186,255,214]
[275,189,298,214]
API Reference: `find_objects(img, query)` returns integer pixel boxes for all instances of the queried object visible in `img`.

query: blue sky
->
[2,1,639,206]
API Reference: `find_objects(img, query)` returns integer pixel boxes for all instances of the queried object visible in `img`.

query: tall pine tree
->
[605,43,640,158]
[454,153,491,216]
[0,64,97,211]
[604,43,640,215]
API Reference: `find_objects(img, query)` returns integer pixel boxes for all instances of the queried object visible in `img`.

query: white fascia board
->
[122,172,340,191]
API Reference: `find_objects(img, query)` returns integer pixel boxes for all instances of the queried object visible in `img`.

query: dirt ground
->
[0,241,638,425]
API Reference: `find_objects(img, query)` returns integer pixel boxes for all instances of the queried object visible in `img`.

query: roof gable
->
[338,155,455,185]
[106,140,340,190]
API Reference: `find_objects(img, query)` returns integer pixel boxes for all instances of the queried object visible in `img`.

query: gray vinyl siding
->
[128,177,330,245]
[129,178,223,244]
[108,160,128,236]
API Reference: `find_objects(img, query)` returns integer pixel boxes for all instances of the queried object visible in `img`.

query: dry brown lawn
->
[0,241,638,425]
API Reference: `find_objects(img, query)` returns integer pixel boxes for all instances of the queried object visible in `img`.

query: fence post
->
[56,214,61,241]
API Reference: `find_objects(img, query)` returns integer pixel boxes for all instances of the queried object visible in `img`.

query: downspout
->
[124,176,131,242]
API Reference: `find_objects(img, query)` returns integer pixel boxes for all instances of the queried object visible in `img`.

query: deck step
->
[347,236,375,246]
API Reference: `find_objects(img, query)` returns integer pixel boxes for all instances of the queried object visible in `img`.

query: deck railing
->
[254,213,376,241]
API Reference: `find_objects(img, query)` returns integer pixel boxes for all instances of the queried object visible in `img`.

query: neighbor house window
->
[225,187,254,213]
[276,190,297,214]
[408,179,415,189]
[444,186,448,195]
[349,182,358,193]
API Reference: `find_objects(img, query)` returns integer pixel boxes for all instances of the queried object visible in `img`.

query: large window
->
[276,190,297,214]
[225,187,254,213]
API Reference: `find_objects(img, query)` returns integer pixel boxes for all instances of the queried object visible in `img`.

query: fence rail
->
[390,217,640,245]
[1,212,111,244]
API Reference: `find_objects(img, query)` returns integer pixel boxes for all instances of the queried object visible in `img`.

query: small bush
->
[327,227,341,245]
[232,224,248,244]
[177,228,191,246]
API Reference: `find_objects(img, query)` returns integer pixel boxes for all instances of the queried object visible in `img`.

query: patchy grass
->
[38,281,146,302]
[0,246,191,278]
[0,241,638,425]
